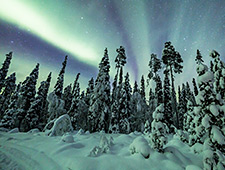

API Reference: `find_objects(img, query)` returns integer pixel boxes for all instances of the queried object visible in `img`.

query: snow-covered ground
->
[0,130,203,170]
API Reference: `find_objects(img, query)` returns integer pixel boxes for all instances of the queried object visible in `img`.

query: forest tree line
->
[0,42,224,169]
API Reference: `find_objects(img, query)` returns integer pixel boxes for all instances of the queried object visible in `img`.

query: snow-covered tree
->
[130,82,147,132]
[76,91,88,131]
[192,78,198,96]
[0,83,20,129]
[190,50,225,169]
[149,104,168,152]
[109,46,127,133]
[85,77,94,107]
[162,41,183,129]
[178,83,187,130]
[147,53,163,106]
[24,72,51,131]
[88,48,111,133]
[148,88,156,119]
[54,56,67,98]
[210,50,225,100]
[63,84,72,112]
[0,72,16,118]
[163,69,173,132]
[17,63,39,131]
[68,73,80,130]
[118,72,132,134]
[48,57,68,122]
[0,52,12,92]
[144,120,151,135]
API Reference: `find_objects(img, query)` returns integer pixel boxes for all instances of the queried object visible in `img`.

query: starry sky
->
[0,0,225,92]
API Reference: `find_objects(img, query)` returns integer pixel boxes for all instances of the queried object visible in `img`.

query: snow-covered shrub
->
[61,134,74,143]
[88,135,114,157]
[44,114,73,136]
[129,136,150,159]
[77,129,84,135]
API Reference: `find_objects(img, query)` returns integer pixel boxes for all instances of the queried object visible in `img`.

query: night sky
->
[0,0,225,92]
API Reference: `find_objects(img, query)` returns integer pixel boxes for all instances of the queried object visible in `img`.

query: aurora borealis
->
[0,0,225,91]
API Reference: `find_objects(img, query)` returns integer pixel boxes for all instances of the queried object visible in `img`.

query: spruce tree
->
[54,56,67,98]
[163,69,173,132]
[119,72,132,134]
[194,58,225,169]
[17,63,39,131]
[148,88,156,121]
[192,78,198,96]
[76,91,88,131]
[178,83,187,130]
[85,77,94,107]
[24,72,51,131]
[0,83,21,129]
[149,104,168,152]
[63,84,73,112]
[68,73,80,130]
[140,75,146,100]
[0,52,13,92]
[162,41,183,129]
[0,72,16,118]
[88,48,111,133]
[147,53,163,106]
[210,50,225,100]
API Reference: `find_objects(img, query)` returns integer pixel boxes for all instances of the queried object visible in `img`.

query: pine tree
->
[163,69,173,132]
[0,72,16,118]
[192,78,198,96]
[0,52,13,92]
[54,56,67,98]
[68,73,80,130]
[149,104,168,152]
[0,83,21,129]
[119,72,132,134]
[24,73,51,131]
[162,41,183,129]
[18,63,39,131]
[210,50,225,100]
[88,48,111,133]
[63,84,73,112]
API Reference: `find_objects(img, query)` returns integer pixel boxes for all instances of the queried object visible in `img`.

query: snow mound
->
[88,135,114,157]
[185,165,202,170]
[8,128,19,133]
[27,128,40,134]
[0,127,9,132]
[44,114,73,136]
[61,134,74,143]
[129,136,150,159]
